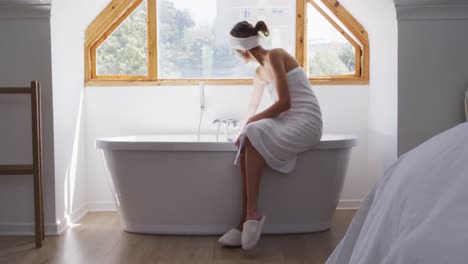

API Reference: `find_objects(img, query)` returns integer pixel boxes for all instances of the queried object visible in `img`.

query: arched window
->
[85,0,368,86]
[85,0,155,85]
[296,0,369,84]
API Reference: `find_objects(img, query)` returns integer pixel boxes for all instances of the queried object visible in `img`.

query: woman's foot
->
[242,215,266,250]
[245,211,263,221]
[220,211,247,247]
[218,228,242,247]
[236,214,248,231]
[237,212,261,230]
[236,222,243,232]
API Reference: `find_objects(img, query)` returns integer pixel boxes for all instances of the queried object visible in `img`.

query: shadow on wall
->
[367,130,396,180]
[465,88,468,120]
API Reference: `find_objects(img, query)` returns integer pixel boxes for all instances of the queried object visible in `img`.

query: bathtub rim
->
[96,134,358,151]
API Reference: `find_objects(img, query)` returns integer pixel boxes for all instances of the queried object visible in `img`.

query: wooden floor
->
[0,210,356,264]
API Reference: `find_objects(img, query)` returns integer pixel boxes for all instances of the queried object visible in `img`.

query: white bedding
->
[327,122,468,264]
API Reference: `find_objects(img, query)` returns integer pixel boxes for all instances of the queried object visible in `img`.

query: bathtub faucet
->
[213,119,221,142]
[199,81,205,111]
[222,119,238,129]
[223,119,238,142]
[213,119,238,142]
[197,81,205,142]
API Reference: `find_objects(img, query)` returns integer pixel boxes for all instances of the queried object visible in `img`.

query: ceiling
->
[0,0,51,5]
[394,0,468,5]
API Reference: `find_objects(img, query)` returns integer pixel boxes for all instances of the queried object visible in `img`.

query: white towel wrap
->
[234,67,323,174]
[229,35,260,51]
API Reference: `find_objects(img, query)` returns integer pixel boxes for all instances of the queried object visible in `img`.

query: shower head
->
[199,81,205,111]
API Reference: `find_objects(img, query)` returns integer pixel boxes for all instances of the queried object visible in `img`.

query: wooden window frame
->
[85,0,155,83]
[85,0,369,86]
[296,0,370,85]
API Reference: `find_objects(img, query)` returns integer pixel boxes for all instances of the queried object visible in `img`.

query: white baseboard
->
[0,199,359,235]
[337,199,361,210]
[70,203,89,224]
[85,201,358,212]
[54,218,68,235]
[53,203,91,235]
[0,203,89,236]
[0,221,67,236]
[88,201,117,212]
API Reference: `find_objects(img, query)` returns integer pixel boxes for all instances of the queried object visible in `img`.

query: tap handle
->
[222,119,238,127]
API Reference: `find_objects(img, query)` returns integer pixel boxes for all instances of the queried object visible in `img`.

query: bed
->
[327,122,468,264]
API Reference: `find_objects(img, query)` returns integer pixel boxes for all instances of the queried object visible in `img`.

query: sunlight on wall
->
[63,90,84,226]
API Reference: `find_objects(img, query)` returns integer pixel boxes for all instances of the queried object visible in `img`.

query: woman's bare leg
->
[244,138,265,221]
[236,151,247,231]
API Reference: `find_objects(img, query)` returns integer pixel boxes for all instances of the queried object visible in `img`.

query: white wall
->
[395,0,468,155]
[348,0,399,183]
[0,6,56,234]
[50,0,109,229]
[51,0,398,217]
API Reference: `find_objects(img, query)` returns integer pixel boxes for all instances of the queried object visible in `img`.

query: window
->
[307,2,355,76]
[296,0,369,84]
[156,0,254,79]
[96,1,148,77]
[85,0,368,86]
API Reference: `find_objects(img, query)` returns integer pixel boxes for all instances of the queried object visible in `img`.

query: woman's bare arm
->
[238,67,267,129]
[248,49,291,123]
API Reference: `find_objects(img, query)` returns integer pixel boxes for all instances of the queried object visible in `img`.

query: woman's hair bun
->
[255,21,270,37]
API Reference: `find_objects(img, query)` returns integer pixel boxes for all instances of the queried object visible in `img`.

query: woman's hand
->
[235,136,241,147]
[237,117,248,132]
[245,115,259,126]
[235,116,260,147]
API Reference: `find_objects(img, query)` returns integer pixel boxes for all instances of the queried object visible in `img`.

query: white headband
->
[229,35,260,51]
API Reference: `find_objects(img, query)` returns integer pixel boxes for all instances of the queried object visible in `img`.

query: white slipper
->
[242,216,266,250]
[218,228,242,247]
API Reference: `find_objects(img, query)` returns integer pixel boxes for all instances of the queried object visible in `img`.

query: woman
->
[218,21,323,250]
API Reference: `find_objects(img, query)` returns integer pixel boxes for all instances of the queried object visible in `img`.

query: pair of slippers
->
[218,216,266,250]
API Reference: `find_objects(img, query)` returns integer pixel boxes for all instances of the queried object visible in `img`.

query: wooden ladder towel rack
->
[0,81,45,248]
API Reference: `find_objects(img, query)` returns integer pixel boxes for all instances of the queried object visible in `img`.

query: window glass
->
[157,0,295,79]
[306,2,356,77]
[96,1,148,76]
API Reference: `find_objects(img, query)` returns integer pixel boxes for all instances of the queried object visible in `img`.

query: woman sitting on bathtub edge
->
[218,21,323,250]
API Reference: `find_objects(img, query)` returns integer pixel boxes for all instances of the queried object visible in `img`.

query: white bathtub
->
[96,134,357,235]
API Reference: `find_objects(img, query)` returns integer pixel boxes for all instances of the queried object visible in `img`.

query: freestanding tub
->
[96,134,357,235]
